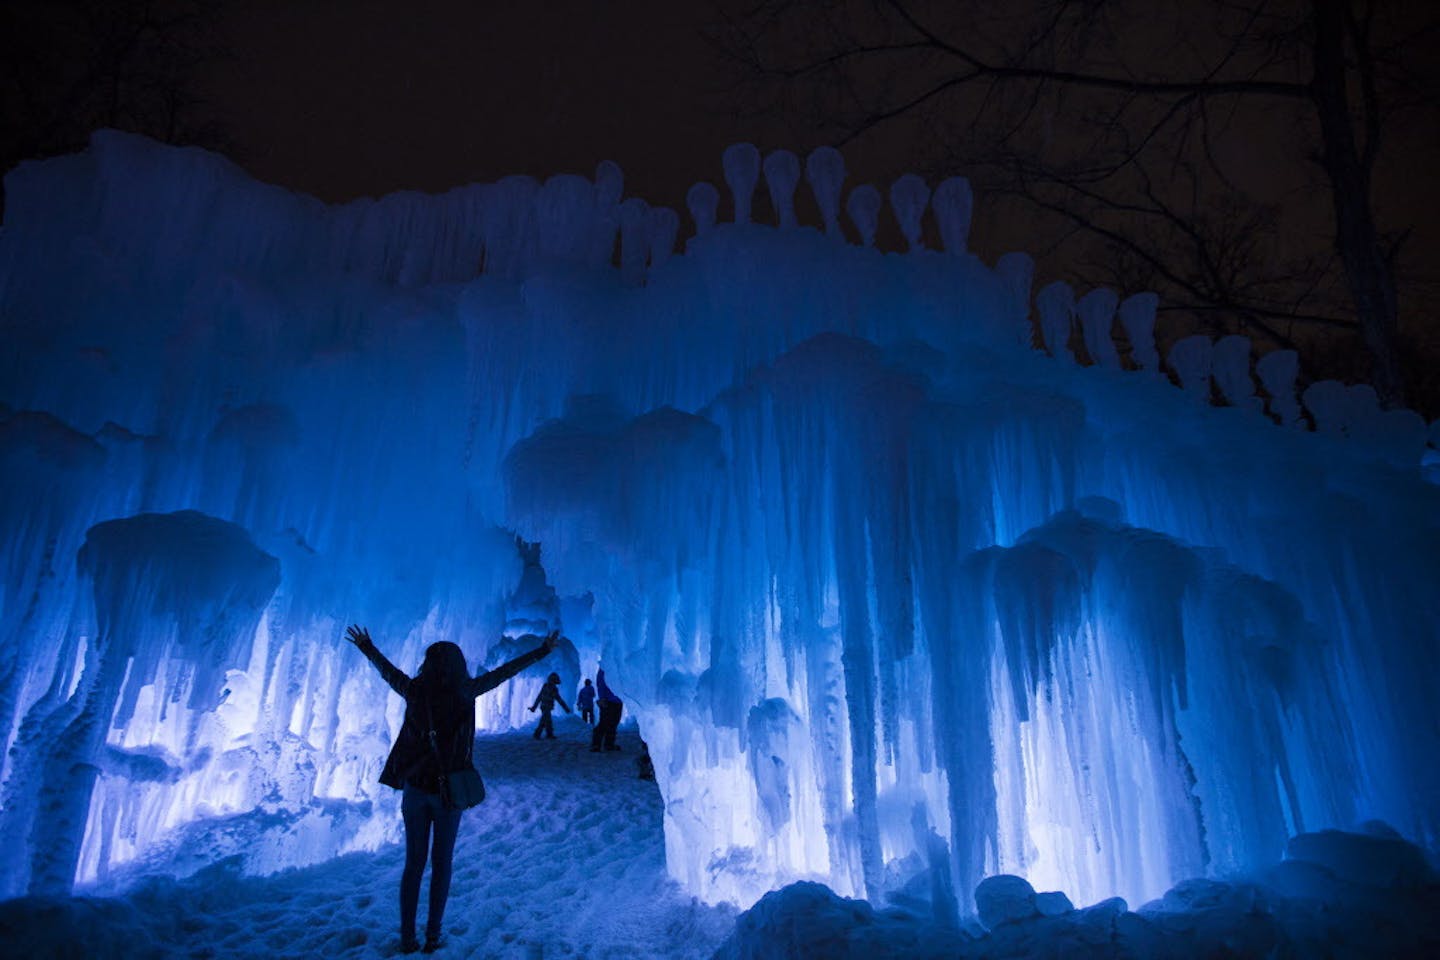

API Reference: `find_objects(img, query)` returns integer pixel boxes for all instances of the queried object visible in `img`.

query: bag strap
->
[423,692,474,777]
[424,698,447,784]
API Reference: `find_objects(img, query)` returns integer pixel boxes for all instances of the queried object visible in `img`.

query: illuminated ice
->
[1,133,1436,922]
[804,146,846,238]
[931,177,973,255]
[1077,288,1120,369]
[1256,349,1302,427]
[1037,281,1076,362]
[762,150,801,229]
[888,173,930,251]
[1118,291,1160,372]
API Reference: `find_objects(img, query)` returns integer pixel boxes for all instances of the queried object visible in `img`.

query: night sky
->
[204,2,873,227]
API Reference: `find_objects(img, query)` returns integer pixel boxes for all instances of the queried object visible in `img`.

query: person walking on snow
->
[528,671,571,739]
[576,678,596,725]
[590,667,624,752]
[346,624,560,955]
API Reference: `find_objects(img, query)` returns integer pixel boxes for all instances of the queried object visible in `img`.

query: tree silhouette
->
[1,0,231,215]
[715,0,1439,409]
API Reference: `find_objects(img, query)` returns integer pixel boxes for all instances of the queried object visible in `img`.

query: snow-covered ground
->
[0,720,736,959]
[3,717,1438,959]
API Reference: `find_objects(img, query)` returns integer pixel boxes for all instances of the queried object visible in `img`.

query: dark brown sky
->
[204,2,1437,283]
[208,1,901,216]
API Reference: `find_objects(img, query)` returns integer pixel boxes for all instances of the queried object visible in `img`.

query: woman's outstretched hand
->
[345,625,373,648]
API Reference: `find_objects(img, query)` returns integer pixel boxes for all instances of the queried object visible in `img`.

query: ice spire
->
[763,150,801,229]
[1213,336,1260,412]
[1077,288,1120,369]
[932,177,974,255]
[723,143,762,225]
[846,185,881,248]
[687,182,719,238]
[1118,292,1160,372]
[889,174,930,252]
[805,146,847,239]
[1168,335,1214,401]
[1036,281,1076,362]
[1256,350,1302,427]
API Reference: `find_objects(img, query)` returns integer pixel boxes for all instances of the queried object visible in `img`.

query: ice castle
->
[1,131,1436,913]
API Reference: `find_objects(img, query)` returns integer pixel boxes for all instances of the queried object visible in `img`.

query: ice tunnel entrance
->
[1,131,1437,912]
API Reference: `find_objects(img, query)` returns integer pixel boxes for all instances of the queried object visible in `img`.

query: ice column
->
[805,147,847,239]
[1077,288,1120,369]
[11,511,277,895]
[1036,282,1076,362]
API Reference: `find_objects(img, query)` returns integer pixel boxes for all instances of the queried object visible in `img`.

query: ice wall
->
[1,132,1437,910]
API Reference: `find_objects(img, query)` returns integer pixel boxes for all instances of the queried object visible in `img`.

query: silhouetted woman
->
[346,624,558,954]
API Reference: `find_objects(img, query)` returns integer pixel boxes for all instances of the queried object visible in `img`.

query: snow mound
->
[718,827,1440,960]
[711,881,963,960]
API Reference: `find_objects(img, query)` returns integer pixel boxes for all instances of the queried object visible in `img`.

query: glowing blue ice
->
[1,132,1436,916]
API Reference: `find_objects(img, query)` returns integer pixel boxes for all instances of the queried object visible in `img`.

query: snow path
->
[98,721,735,959]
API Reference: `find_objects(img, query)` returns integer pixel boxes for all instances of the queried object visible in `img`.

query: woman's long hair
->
[413,641,468,701]
[411,641,470,770]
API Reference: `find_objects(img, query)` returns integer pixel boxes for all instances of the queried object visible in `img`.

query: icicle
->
[1212,336,1260,412]
[846,185,881,248]
[590,160,624,268]
[1118,292,1160,372]
[805,146,846,239]
[647,206,680,270]
[1036,281,1075,362]
[889,174,930,252]
[1077,288,1120,369]
[932,177,974,255]
[1256,350,1302,427]
[722,143,761,225]
[1168,335,1214,401]
[687,182,719,238]
[762,150,801,229]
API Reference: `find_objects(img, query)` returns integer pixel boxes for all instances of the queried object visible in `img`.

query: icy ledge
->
[714,824,1440,960]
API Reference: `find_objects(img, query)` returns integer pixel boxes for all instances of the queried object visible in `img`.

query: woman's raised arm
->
[469,630,560,698]
[346,625,412,698]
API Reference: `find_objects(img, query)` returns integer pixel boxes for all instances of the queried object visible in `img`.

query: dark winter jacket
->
[595,668,622,704]
[529,680,570,715]
[359,638,550,793]
[576,684,595,710]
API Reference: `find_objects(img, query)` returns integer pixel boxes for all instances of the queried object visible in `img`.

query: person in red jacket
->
[347,624,559,955]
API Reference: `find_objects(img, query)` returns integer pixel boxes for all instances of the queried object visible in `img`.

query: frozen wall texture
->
[1,132,1437,911]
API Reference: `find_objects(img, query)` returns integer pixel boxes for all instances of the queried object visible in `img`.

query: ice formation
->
[1,132,1437,918]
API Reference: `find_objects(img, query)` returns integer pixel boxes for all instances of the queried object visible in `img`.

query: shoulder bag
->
[425,698,486,810]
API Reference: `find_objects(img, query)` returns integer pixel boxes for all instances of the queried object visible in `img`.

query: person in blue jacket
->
[589,666,624,752]
[347,624,559,954]
[576,678,596,725]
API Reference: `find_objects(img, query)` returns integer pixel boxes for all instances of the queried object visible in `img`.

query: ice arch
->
[0,133,1435,913]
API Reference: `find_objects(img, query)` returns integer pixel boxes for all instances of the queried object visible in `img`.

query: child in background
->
[576,678,596,725]
[528,672,572,739]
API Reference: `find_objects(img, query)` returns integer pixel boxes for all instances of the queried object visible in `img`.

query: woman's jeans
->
[401,783,463,942]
